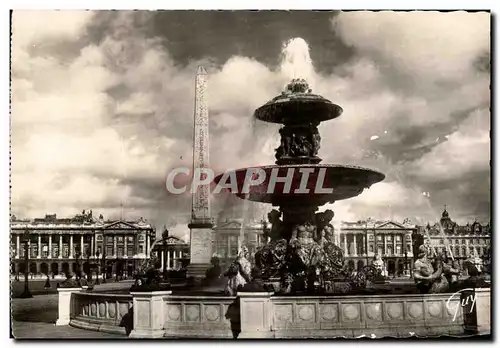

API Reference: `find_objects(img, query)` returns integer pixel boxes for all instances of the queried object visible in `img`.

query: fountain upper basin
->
[213,164,385,205]
[254,92,343,125]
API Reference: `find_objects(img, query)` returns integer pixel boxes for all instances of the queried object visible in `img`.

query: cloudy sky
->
[11,11,491,240]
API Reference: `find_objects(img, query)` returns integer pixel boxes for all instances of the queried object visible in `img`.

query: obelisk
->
[187,66,214,280]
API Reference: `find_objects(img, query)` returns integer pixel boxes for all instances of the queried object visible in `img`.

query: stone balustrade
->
[69,291,133,335]
[163,295,237,338]
[60,288,491,339]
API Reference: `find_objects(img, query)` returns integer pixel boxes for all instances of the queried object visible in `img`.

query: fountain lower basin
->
[65,287,491,338]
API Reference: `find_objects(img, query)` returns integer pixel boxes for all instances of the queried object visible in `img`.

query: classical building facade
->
[10,210,155,278]
[337,219,416,276]
[420,208,491,268]
[213,219,266,266]
[151,234,189,271]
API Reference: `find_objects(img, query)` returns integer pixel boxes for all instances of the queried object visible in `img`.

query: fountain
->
[214,76,385,293]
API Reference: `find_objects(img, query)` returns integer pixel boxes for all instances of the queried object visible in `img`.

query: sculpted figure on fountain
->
[223,246,252,296]
[255,210,288,279]
[413,245,449,294]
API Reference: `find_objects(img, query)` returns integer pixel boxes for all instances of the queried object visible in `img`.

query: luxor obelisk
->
[187,66,214,279]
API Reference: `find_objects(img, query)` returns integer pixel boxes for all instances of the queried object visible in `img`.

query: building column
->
[167,250,171,270]
[16,235,20,259]
[383,235,387,256]
[59,235,63,259]
[146,235,150,258]
[353,234,358,256]
[113,236,117,258]
[37,235,42,259]
[124,237,128,258]
[343,234,348,255]
[393,235,397,256]
[91,236,94,258]
[161,250,165,271]
[48,235,52,258]
[69,235,74,258]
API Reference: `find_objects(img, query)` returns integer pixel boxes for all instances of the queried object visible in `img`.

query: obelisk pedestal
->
[187,220,213,280]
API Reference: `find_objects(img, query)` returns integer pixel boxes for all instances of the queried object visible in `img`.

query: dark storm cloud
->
[147,11,355,73]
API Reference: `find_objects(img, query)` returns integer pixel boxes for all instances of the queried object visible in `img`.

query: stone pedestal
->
[187,222,213,279]
[129,291,171,338]
[55,287,82,326]
[475,288,491,335]
[237,292,274,339]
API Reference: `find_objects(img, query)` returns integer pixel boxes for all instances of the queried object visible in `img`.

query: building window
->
[396,235,401,241]
[138,235,145,242]
[42,245,48,258]
[407,245,411,252]
[396,246,401,255]
[83,245,90,257]
[117,247,124,257]
[31,245,38,258]
[369,245,374,252]
[106,246,113,256]
[63,245,69,258]
[107,236,113,244]
[117,236,124,243]
[127,236,134,243]
[127,247,134,257]
[376,235,382,241]
[53,246,59,258]
[439,239,444,245]
[229,236,238,257]
[139,245,144,254]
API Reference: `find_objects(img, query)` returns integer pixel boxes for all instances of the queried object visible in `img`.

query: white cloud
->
[333,11,490,82]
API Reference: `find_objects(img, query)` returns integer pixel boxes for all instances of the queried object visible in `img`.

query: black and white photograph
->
[8,9,492,340]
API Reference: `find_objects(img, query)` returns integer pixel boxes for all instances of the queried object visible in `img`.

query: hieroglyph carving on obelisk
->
[191,65,211,223]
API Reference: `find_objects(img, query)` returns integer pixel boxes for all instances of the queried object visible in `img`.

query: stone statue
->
[288,221,323,292]
[276,127,293,159]
[413,245,449,294]
[443,258,460,289]
[318,223,345,284]
[372,254,387,278]
[255,210,288,278]
[267,209,284,242]
[223,246,252,296]
[314,209,334,242]
[311,126,321,157]
[291,132,312,157]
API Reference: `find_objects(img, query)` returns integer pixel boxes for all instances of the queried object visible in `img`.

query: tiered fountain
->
[214,77,385,293]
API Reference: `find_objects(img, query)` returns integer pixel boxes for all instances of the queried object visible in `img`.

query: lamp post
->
[20,229,32,298]
[95,250,101,285]
[162,229,169,280]
[101,232,106,283]
[404,249,408,276]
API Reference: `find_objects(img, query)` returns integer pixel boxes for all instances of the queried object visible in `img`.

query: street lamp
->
[101,232,107,283]
[162,229,169,280]
[19,229,32,298]
[95,249,101,285]
[404,249,408,276]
